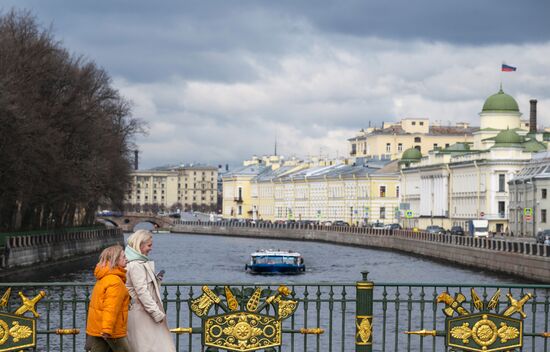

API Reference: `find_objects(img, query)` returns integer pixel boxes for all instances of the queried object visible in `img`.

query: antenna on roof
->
[274,135,278,156]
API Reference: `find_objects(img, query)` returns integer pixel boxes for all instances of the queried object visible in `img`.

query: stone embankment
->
[0,227,123,274]
[173,221,550,283]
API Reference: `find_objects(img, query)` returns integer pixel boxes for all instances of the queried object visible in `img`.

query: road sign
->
[480,211,485,217]
[405,210,414,218]
[524,208,533,216]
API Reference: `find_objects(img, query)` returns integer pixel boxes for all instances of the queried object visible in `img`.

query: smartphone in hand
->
[156,270,165,281]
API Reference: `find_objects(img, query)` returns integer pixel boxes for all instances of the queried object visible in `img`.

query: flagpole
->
[500,61,503,90]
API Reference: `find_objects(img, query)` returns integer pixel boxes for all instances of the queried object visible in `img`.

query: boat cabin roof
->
[251,249,301,257]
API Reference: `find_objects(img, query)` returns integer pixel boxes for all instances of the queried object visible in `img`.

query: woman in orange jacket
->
[85,244,132,352]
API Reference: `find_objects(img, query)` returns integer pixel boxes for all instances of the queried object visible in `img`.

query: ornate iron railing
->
[1,277,550,351]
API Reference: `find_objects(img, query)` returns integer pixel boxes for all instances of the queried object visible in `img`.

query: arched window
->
[414,137,421,143]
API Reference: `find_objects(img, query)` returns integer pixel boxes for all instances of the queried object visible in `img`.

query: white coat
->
[126,260,176,352]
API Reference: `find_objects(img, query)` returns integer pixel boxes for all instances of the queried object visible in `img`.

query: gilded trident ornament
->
[184,284,315,352]
[406,288,533,352]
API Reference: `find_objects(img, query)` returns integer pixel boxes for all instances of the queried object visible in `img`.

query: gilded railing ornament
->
[356,316,372,344]
[0,288,45,351]
[406,288,533,352]
[187,285,303,352]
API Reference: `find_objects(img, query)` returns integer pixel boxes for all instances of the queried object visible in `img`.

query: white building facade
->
[400,88,546,233]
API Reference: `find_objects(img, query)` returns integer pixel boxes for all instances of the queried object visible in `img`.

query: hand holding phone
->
[156,270,165,281]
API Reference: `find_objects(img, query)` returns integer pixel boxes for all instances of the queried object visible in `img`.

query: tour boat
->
[245,249,305,274]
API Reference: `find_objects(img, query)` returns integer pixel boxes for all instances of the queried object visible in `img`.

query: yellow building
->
[348,118,478,160]
[126,164,218,212]
[223,156,400,225]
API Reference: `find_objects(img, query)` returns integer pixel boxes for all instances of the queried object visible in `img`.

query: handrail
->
[173,220,546,258]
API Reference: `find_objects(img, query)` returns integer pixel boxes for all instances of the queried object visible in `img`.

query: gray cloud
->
[2,1,550,169]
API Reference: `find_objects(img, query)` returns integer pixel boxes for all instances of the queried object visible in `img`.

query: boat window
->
[283,256,296,264]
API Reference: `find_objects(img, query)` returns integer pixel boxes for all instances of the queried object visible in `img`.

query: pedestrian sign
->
[524,214,533,222]
[405,210,414,218]
[524,208,533,216]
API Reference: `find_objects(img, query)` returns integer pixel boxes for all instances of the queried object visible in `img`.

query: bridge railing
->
[174,220,550,258]
[2,279,550,352]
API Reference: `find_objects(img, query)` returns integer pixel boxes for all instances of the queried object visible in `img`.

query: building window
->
[433,143,438,150]
[498,201,505,217]
[380,186,386,197]
[238,206,242,215]
[498,174,506,192]
[414,137,421,143]
[398,143,403,152]
[419,121,424,126]
[380,207,386,219]
[396,186,399,198]
[445,144,450,148]
[414,145,421,152]
[386,143,391,153]
[543,189,547,199]
[542,209,547,223]
[412,121,416,126]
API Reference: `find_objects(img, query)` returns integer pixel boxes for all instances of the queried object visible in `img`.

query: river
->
[10,231,526,284]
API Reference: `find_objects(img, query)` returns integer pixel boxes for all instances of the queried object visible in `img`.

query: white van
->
[468,219,489,237]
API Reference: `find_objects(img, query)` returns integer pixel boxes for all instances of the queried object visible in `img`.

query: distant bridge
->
[97,212,175,232]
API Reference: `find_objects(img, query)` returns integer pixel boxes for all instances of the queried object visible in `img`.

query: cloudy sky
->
[3,1,550,169]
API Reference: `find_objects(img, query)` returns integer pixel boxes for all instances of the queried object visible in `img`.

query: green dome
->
[401,148,422,160]
[482,88,519,112]
[494,129,523,145]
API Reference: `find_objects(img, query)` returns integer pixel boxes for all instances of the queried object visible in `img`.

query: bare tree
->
[0,10,145,231]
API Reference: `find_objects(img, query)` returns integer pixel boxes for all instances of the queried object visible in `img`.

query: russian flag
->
[502,64,517,72]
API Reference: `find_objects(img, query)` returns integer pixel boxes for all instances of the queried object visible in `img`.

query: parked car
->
[333,220,350,227]
[297,220,316,227]
[371,221,385,229]
[384,223,402,230]
[426,225,445,235]
[449,225,465,236]
[536,229,550,244]
[321,220,333,226]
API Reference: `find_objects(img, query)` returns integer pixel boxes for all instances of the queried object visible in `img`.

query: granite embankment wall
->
[173,223,550,283]
[0,228,124,271]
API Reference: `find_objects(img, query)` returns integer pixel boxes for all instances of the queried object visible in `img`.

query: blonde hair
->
[98,244,124,269]
[127,229,153,254]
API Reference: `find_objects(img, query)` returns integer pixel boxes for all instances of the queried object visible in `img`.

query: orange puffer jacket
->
[86,265,130,338]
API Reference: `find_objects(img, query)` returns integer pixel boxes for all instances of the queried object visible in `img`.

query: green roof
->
[494,129,523,145]
[444,142,471,152]
[401,148,422,161]
[482,88,519,113]
[523,139,547,152]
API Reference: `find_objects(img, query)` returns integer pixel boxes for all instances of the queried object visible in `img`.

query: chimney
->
[134,150,139,170]
[530,99,538,134]
[225,164,229,171]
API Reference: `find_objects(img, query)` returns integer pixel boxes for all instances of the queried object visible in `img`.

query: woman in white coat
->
[125,230,176,352]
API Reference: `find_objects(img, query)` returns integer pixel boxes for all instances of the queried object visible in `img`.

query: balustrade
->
[2,278,550,351]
